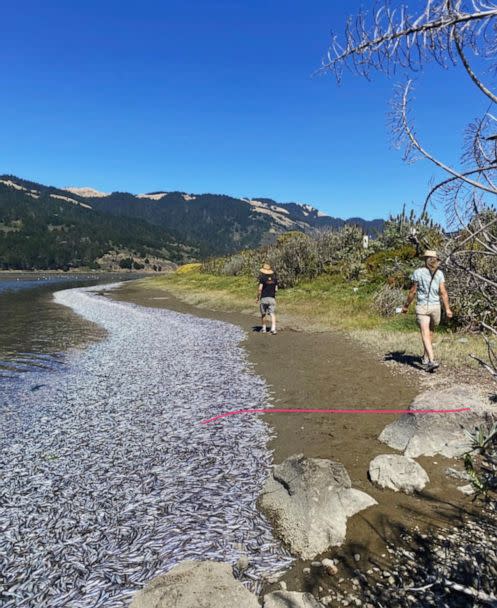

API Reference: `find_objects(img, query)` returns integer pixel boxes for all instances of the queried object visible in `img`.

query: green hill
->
[0,175,385,270]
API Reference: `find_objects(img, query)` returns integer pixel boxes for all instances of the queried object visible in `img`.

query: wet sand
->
[109,281,479,594]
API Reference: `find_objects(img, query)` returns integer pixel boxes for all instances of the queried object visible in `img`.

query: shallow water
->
[0,274,125,380]
[0,284,291,607]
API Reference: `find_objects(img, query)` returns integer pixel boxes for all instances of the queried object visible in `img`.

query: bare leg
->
[419,318,434,362]
[422,331,434,360]
[261,314,267,332]
[270,313,276,332]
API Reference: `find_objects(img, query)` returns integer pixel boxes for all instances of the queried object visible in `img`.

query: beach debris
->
[260,455,377,560]
[368,454,429,493]
[129,560,260,608]
[0,285,293,608]
[378,386,495,458]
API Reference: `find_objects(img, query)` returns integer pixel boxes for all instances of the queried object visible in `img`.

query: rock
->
[353,553,361,562]
[322,558,338,575]
[129,560,260,608]
[368,454,429,493]
[378,386,495,458]
[445,467,470,481]
[457,484,475,495]
[263,591,324,608]
[260,455,377,560]
[279,581,287,591]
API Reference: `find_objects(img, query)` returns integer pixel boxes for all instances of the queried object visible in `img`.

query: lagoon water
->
[0,280,291,607]
[0,274,123,379]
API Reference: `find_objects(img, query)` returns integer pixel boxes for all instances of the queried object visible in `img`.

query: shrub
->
[220,255,246,276]
[372,284,405,316]
[176,263,202,274]
[119,257,133,269]
[267,232,319,288]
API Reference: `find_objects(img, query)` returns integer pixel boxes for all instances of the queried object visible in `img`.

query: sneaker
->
[261,327,267,333]
[421,355,429,365]
[270,329,277,335]
[426,361,440,372]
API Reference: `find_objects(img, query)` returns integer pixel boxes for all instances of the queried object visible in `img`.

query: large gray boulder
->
[369,454,429,493]
[264,591,323,607]
[259,455,377,560]
[129,560,260,608]
[379,385,495,459]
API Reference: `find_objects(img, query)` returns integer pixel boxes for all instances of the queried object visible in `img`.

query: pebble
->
[322,558,338,576]
[278,581,287,591]
[353,553,361,562]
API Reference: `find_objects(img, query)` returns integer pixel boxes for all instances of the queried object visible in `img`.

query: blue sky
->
[0,1,490,221]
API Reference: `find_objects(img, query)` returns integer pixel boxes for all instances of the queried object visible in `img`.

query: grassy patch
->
[137,272,487,370]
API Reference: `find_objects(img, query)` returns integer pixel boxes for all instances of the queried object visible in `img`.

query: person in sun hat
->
[256,262,278,334]
[402,250,453,371]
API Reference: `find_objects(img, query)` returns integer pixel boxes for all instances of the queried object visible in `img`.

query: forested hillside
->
[0,180,190,270]
[0,175,385,270]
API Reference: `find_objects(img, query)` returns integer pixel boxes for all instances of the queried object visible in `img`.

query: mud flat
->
[110,280,492,599]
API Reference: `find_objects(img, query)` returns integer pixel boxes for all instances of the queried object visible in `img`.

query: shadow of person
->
[384,350,424,370]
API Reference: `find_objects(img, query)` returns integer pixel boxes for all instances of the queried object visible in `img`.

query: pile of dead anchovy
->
[0,285,293,608]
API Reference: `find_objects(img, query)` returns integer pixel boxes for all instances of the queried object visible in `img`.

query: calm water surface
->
[0,274,136,379]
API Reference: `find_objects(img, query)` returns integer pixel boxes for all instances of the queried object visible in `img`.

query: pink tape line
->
[201,407,471,425]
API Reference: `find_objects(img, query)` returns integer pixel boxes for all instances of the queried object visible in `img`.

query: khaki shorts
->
[260,297,276,316]
[416,304,441,329]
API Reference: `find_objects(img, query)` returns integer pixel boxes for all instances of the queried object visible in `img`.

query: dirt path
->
[108,281,479,595]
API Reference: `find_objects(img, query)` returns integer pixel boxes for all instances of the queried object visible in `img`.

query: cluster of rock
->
[129,385,496,607]
[130,561,323,608]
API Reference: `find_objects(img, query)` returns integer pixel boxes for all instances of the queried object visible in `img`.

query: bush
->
[267,232,319,288]
[176,263,202,274]
[119,257,133,269]
[372,284,405,316]
[220,254,246,276]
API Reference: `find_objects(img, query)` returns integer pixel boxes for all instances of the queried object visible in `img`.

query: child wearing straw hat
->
[402,250,453,371]
[256,263,278,334]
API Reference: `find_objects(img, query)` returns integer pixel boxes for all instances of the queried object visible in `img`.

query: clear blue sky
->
[0,1,489,220]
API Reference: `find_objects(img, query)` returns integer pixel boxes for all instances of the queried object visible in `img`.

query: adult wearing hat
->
[256,263,278,334]
[402,250,453,371]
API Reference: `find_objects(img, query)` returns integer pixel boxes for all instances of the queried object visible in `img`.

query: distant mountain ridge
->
[0,174,385,269]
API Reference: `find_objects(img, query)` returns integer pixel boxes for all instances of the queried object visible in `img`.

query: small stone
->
[278,581,287,591]
[303,567,311,575]
[353,553,361,562]
[321,596,332,607]
[388,576,395,585]
[458,484,475,495]
[382,571,391,578]
[322,558,338,576]
[311,561,322,568]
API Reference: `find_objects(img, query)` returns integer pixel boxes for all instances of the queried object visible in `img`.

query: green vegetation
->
[0,174,384,269]
[0,181,190,270]
[136,210,492,372]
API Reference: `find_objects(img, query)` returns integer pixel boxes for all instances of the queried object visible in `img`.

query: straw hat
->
[421,250,440,259]
[259,263,274,275]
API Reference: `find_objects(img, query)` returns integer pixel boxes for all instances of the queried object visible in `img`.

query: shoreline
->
[107,279,489,598]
